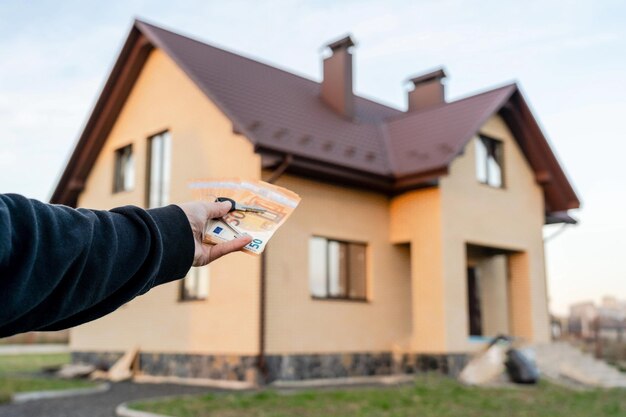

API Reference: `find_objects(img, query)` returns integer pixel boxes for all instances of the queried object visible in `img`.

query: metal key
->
[215,197,267,213]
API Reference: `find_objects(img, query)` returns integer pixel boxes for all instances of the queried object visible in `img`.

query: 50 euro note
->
[189,179,301,255]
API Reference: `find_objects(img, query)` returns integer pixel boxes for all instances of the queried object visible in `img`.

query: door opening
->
[467,266,483,336]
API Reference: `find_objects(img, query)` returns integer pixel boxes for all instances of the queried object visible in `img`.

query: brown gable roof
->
[51,20,580,218]
[387,84,516,177]
[136,21,400,176]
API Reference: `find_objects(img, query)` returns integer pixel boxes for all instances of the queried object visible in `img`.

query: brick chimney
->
[407,68,447,112]
[321,35,356,119]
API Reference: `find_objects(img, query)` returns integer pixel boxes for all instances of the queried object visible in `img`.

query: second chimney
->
[321,35,356,119]
[407,68,447,112]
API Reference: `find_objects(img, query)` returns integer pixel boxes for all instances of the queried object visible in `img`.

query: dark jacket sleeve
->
[0,194,194,337]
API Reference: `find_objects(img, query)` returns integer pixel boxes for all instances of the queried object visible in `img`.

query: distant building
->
[569,297,626,340]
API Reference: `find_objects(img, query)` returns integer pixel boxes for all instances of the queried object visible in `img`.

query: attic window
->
[475,135,504,188]
[113,144,134,193]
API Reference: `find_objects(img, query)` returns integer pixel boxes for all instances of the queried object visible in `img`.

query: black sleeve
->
[0,194,194,337]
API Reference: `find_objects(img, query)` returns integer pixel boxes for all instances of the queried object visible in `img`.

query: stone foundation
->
[72,351,468,384]
[72,351,257,382]
[264,352,468,382]
[398,353,468,377]
[72,351,124,370]
[264,352,393,381]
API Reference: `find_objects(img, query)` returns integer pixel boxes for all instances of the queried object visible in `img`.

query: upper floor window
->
[180,266,210,301]
[113,144,134,193]
[309,236,367,301]
[147,131,171,208]
[475,135,504,188]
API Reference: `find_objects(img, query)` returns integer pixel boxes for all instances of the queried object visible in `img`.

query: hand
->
[177,201,252,267]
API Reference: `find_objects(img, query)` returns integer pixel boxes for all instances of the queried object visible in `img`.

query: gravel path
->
[0,382,215,417]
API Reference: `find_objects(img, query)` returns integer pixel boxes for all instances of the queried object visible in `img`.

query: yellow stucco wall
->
[440,115,550,351]
[389,188,447,353]
[69,46,549,358]
[71,49,262,355]
[265,175,412,354]
[388,115,549,353]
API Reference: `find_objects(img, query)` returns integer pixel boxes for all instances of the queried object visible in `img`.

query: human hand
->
[177,201,252,266]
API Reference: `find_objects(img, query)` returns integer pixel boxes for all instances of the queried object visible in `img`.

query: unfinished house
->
[51,20,580,383]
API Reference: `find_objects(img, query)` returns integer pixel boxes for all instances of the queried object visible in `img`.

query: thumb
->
[209,200,233,219]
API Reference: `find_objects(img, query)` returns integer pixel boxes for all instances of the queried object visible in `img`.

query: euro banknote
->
[189,179,300,255]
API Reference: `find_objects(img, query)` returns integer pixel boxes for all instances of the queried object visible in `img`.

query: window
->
[475,135,504,188]
[309,237,367,301]
[146,131,171,208]
[180,266,210,301]
[113,144,134,192]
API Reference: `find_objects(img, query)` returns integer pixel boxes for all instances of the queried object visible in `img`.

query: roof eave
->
[545,211,578,225]
[257,147,395,193]
[500,90,581,212]
[392,168,446,193]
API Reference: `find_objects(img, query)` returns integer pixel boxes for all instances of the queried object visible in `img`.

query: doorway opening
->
[466,244,515,339]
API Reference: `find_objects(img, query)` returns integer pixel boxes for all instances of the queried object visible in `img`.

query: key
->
[215,197,267,213]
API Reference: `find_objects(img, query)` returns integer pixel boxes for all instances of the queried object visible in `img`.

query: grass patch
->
[0,352,96,404]
[132,374,626,417]
[0,376,94,394]
[0,353,70,374]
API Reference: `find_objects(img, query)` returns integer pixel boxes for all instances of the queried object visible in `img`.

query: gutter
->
[258,154,292,383]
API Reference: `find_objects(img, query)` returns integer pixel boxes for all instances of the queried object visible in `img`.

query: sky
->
[1,0,625,315]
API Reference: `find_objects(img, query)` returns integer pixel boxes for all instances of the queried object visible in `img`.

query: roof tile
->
[51,20,579,214]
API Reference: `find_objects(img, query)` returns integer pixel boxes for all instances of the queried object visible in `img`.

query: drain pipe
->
[258,154,293,383]
[265,154,293,184]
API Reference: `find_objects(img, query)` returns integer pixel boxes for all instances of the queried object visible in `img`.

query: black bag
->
[505,348,539,384]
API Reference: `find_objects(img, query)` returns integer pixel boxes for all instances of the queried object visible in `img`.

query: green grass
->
[132,374,626,417]
[0,352,96,404]
[0,353,71,374]
[0,376,94,394]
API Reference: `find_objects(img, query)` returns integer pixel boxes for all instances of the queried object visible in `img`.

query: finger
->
[208,201,233,219]
[209,236,253,262]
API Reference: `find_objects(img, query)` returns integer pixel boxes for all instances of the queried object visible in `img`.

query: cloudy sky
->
[1,0,624,315]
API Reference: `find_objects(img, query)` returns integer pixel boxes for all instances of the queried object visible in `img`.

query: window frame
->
[309,236,368,303]
[475,134,505,189]
[145,130,172,208]
[179,266,210,302]
[113,144,134,193]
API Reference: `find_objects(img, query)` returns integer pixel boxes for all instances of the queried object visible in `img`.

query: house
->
[569,297,626,340]
[51,20,580,383]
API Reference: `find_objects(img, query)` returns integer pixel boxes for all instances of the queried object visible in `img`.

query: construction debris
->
[459,335,539,386]
[107,345,139,382]
[56,363,95,379]
[459,337,509,385]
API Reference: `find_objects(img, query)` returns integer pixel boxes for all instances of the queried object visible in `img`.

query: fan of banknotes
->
[189,179,301,255]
